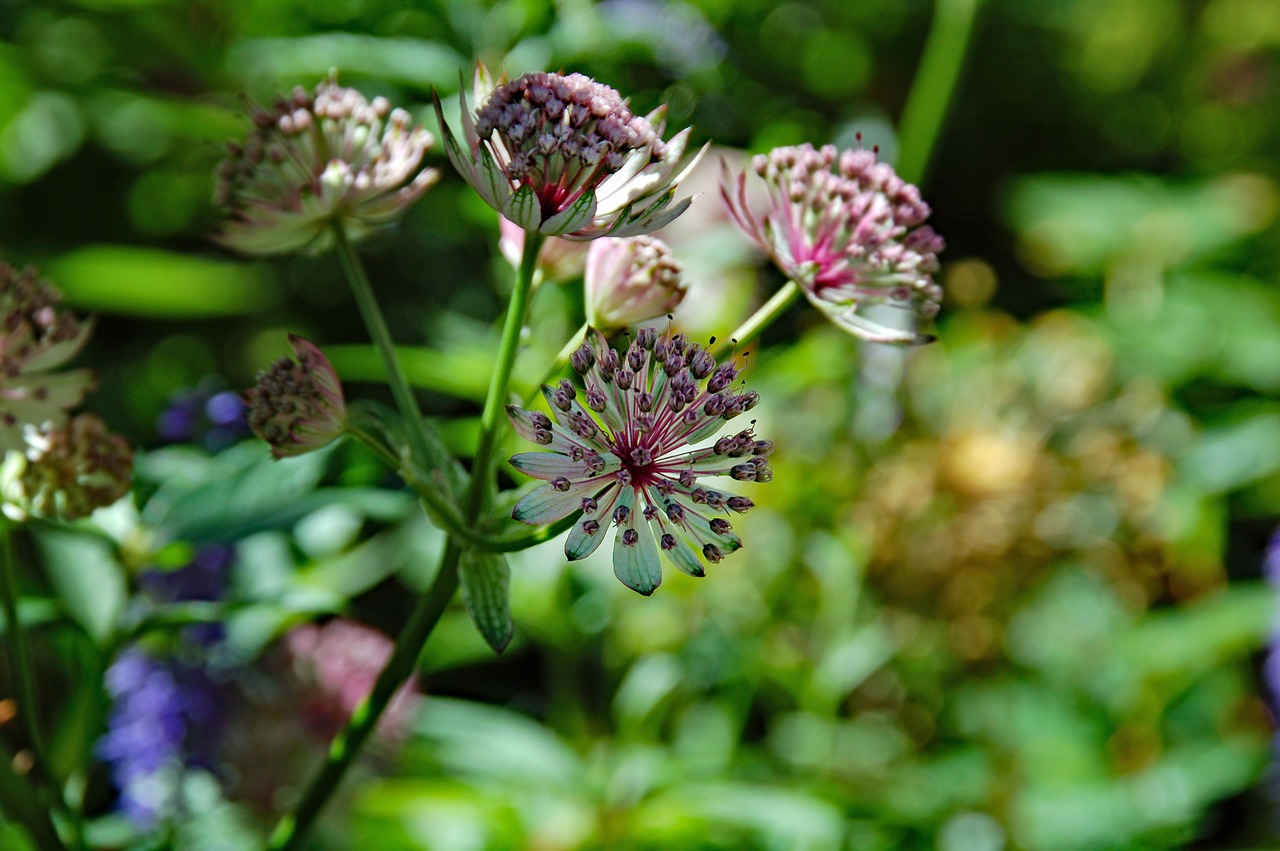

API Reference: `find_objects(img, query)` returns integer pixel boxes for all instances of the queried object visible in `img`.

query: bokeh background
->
[2,0,1280,849]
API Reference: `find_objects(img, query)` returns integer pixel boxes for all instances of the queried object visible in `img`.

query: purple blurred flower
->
[283,618,421,744]
[97,649,224,829]
[157,381,250,450]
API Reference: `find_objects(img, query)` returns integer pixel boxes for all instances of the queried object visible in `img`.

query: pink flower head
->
[284,619,421,744]
[585,235,687,330]
[506,326,772,595]
[215,74,438,256]
[243,335,346,459]
[722,143,945,344]
[435,64,704,240]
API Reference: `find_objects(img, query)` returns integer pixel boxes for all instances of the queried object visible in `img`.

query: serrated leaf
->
[458,548,512,653]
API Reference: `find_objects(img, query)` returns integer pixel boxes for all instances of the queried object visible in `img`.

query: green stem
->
[267,232,546,851]
[465,232,546,516]
[0,738,66,851]
[332,226,442,472]
[266,542,461,851]
[0,522,79,851]
[343,421,572,553]
[894,0,983,187]
[710,282,802,359]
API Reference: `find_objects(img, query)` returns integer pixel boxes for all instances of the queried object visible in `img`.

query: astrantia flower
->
[722,143,945,344]
[0,413,133,522]
[434,64,704,240]
[0,263,94,451]
[506,327,772,595]
[215,74,438,256]
[585,235,687,329]
[243,335,346,459]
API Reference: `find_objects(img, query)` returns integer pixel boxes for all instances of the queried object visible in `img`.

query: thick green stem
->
[710,282,802,359]
[0,522,79,851]
[333,226,442,472]
[465,232,546,516]
[267,232,546,851]
[894,0,983,186]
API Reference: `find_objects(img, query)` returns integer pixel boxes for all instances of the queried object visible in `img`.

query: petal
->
[565,485,621,561]
[542,189,597,236]
[611,490,661,595]
[805,291,930,345]
[476,144,515,212]
[512,476,611,524]
[510,451,593,481]
[607,195,692,239]
[432,93,477,187]
[647,504,705,578]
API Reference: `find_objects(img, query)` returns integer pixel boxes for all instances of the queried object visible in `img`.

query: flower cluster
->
[1,413,133,522]
[243,335,346,459]
[507,326,771,595]
[722,142,945,344]
[283,619,421,743]
[0,263,94,451]
[0,263,132,521]
[435,65,703,240]
[97,649,224,829]
[585,235,687,330]
[215,74,438,256]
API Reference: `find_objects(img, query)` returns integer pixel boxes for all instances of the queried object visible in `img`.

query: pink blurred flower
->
[722,143,944,344]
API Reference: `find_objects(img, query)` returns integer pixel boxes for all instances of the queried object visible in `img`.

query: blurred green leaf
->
[43,245,279,317]
[1005,173,1277,278]
[35,527,126,644]
[227,35,465,91]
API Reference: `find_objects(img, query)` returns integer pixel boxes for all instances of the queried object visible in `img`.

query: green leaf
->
[457,547,512,653]
[43,245,278,317]
[34,527,126,644]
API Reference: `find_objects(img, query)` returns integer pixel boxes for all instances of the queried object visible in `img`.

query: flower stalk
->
[268,230,546,851]
[332,225,443,473]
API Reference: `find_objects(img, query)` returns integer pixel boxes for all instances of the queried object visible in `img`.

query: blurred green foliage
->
[1,0,1280,849]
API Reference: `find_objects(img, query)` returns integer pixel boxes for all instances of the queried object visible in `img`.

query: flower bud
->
[584,235,687,330]
[244,335,346,459]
